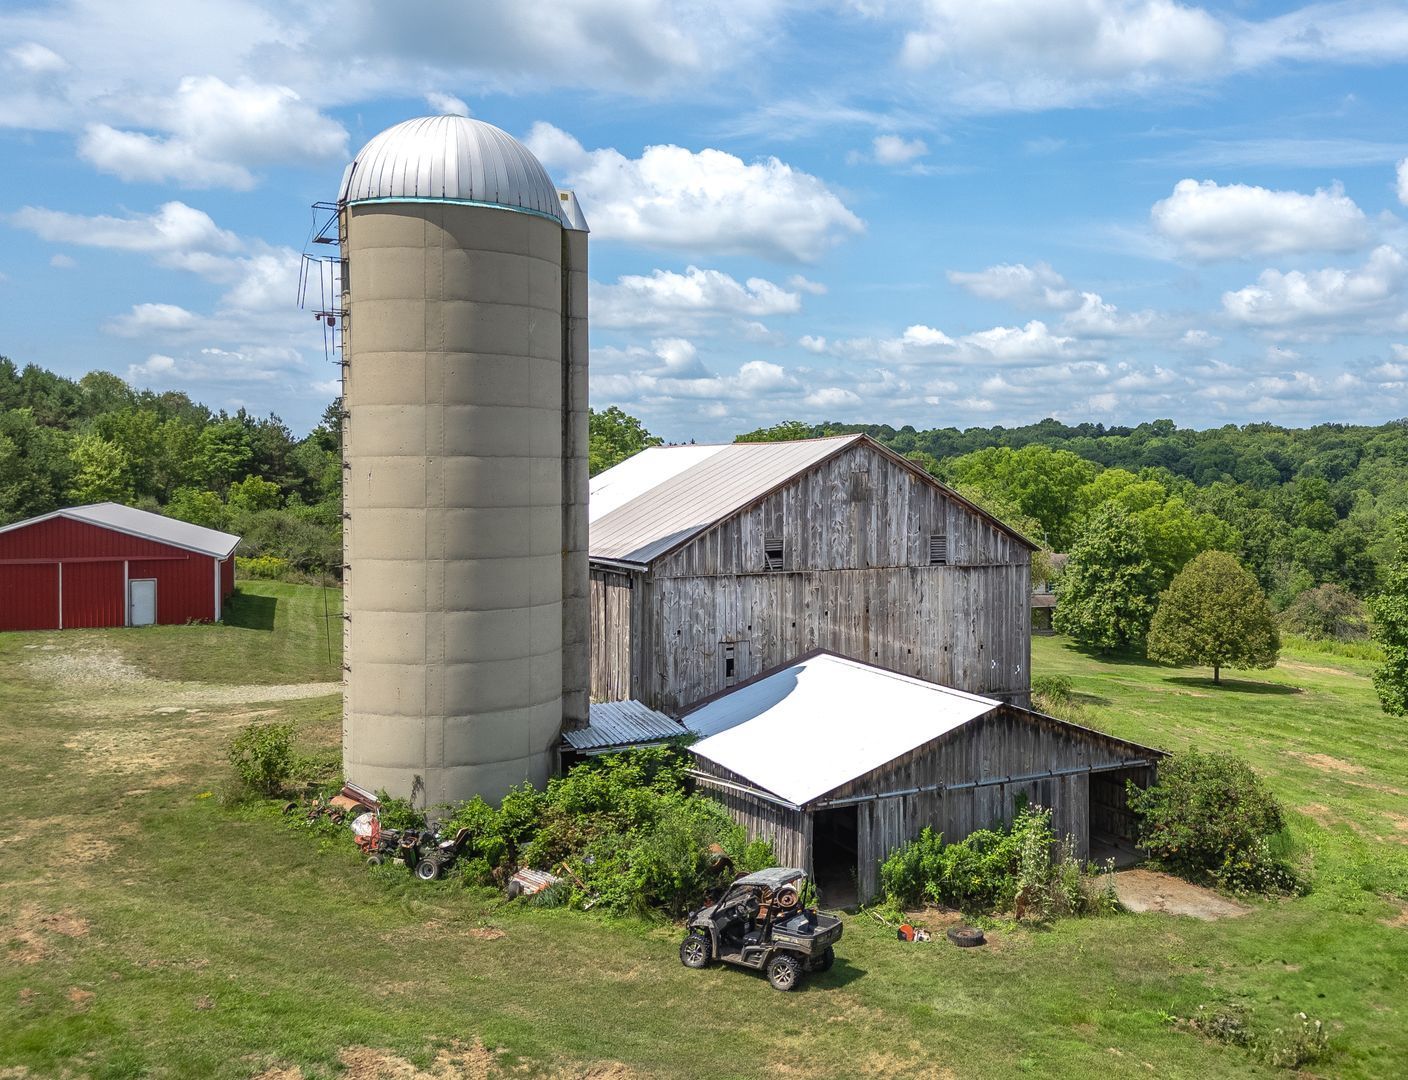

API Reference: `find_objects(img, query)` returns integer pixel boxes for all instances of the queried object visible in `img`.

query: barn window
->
[763,534,784,571]
[928,533,948,565]
[721,641,738,685]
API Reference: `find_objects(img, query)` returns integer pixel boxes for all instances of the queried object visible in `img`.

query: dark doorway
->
[1088,768,1148,867]
[812,806,859,909]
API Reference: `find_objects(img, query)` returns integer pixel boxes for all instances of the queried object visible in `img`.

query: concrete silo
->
[335,116,589,807]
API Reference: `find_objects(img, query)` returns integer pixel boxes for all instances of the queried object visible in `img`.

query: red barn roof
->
[0,503,239,559]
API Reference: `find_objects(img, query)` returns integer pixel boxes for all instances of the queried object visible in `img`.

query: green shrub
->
[227,720,296,796]
[431,746,773,917]
[1127,750,1301,895]
[375,792,427,832]
[236,554,293,580]
[879,806,1115,919]
[1032,674,1084,720]
[1278,583,1368,641]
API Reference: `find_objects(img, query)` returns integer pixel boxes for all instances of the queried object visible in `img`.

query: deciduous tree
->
[1147,551,1279,683]
[1053,504,1159,651]
[1369,517,1408,715]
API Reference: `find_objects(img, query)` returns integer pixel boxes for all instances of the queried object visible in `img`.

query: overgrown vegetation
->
[1170,1004,1330,1071]
[432,748,773,915]
[879,806,1118,919]
[227,720,297,797]
[1128,751,1301,896]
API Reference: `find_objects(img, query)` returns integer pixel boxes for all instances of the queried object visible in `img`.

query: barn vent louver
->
[763,534,784,571]
[928,533,948,565]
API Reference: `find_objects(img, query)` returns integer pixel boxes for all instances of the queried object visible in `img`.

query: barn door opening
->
[129,579,157,627]
[812,805,859,909]
[1088,768,1146,868]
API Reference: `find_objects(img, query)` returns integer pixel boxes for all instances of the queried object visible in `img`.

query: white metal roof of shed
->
[0,503,241,559]
[684,653,1002,806]
[564,700,685,753]
[588,435,865,566]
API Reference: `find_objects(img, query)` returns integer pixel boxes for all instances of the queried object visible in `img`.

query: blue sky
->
[2,1,1408,441]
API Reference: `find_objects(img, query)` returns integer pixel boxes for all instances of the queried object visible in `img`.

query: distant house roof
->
[0,503,241,559]
[589,433,1034,568]
[562,700,685,754]
[683,652,1004,806]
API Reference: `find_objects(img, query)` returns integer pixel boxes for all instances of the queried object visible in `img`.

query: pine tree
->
[1147,551,1279,683]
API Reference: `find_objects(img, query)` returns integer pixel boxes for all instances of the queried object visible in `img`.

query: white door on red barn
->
[129,579,156,626]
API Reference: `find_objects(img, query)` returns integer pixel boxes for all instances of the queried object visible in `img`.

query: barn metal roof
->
[563,700,685,753]
[684,653,1002,806]
[338,115,571,225]
[588,435,865,566]
[0,503,240,559]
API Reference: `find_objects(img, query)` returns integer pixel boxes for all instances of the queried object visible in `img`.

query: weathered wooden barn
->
[684,652,1162,904]
[588,434,1036,715]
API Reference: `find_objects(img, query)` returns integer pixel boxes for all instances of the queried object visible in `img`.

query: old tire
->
[415,859,441,882]
[946,925,985,948]
[679,932,711,969]
[766,953,803,992]
[365,854,384,867]
[809,946,835,973]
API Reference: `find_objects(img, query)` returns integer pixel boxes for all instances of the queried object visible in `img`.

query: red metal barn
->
[0,503,240,631]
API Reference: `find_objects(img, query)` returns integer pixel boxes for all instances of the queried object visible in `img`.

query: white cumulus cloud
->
[1222,244,1408,326]
[78,76,348,190]
[526,123,864,262]
[872,134,928,165]
[424,91,470,116]
[1151,178,1370,260]
[947,261,1077,308]
[898,0,1226,109]
[592,266,803,328]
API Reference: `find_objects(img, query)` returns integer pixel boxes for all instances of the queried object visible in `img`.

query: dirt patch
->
[340,1043,499,1080]
[194,995,215,1010]
[1299,803,1340,828]
[27,643,338,710]
[66,987,94,1011]
[466,927,505,941]
[6,904,90,964]
[1292,752,1367,776]
[1114,870,1251,921]
[1383,812,1408,840]
[1381,903,1408,930]
[1280,660,1366,678]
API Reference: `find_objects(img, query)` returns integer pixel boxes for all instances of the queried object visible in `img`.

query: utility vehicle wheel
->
[809,946,835,973]
[415,859,441,881]
[365,854,383,867]
[679,932,711,969]
[946,925,985,947]
[766,953,803,992]
[281,802,298,815]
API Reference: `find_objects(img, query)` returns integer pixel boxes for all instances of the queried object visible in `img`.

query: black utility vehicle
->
[679,867,843,991]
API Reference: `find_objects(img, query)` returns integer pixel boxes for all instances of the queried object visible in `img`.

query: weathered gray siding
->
[593,442,1030,715]
[588,567,639,702]
[694,706,1159,904]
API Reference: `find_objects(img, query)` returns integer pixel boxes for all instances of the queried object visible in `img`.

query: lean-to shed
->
[684,652,1163,904]
[0,503,239,631]
[589,433,1036,715]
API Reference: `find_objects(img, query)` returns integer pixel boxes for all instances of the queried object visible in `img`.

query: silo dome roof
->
[338,115,565,223]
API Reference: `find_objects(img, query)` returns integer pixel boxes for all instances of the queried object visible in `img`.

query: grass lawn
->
[3,585,1406,1078]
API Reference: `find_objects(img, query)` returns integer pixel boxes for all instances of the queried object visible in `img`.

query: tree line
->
[0,359,343,577]
[5,359,1406,710]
